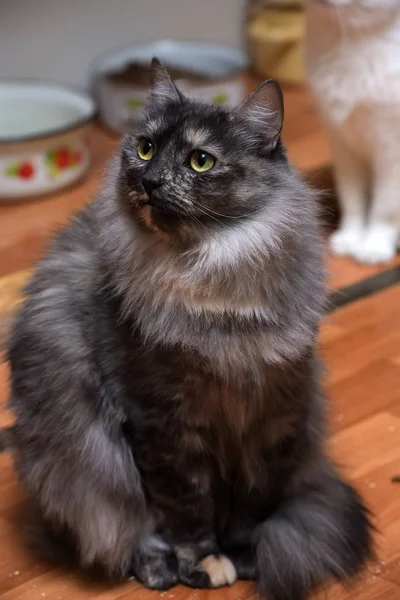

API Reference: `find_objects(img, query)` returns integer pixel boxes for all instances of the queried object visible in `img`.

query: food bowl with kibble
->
[0,80,96,201]
[91,40,249,135]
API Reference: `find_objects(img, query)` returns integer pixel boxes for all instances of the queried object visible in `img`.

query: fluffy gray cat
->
[1,59,372,600]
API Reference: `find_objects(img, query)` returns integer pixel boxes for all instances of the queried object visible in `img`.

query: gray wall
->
[0,0,246,86]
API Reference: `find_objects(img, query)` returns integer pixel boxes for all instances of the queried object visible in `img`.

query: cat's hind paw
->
[329,225,364,257]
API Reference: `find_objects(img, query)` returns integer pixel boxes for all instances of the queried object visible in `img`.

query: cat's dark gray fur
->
[4,59,372,600]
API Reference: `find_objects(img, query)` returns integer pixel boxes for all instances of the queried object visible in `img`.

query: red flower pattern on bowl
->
[46,146,83,178]
[18,162,35,179]
[5,160,35,181]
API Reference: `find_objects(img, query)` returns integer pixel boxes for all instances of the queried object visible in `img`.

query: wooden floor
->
[1,283,400,600]
[1,81,400,599]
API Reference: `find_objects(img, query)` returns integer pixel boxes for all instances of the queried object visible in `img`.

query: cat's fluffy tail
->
[255,469,374,600]
[0,425,16,452]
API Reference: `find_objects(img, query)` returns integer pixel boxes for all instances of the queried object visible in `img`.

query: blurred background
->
[1,0,311,84]
[1,0,245,85]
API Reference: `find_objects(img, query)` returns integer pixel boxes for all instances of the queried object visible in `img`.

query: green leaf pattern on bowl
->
[125,98,143,110]
[212,92,228,105]
[5,164,19,177]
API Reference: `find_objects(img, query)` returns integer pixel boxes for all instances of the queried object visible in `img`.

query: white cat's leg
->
[328,133,368,257]
[354,153,400,264]
[354,222,397,265]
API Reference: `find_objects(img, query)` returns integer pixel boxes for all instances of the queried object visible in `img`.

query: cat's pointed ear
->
[237,79,284,150]
[150,57,181,104]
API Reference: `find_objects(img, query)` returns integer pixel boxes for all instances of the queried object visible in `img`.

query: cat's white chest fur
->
[304,2,400,265]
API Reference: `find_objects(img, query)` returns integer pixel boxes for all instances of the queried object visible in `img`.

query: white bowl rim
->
[0,78,96,143]
[90,39,249,84]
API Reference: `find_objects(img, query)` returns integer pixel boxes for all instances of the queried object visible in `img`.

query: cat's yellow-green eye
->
[137,138,154,161]
[190,150,215,173]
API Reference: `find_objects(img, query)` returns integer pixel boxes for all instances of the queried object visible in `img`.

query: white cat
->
[303,0,400,264]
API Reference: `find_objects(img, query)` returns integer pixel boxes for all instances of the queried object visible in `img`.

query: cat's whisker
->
[195,202,265,221]
[194,205,226,227]
[304,167,329,186]
[187,214,207,233]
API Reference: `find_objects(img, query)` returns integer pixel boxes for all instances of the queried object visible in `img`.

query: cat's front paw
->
[131,539,178,590]
[179,554,237,589]
[353,224,398,265]
[200,555,237,587]
[329,225,364,257]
